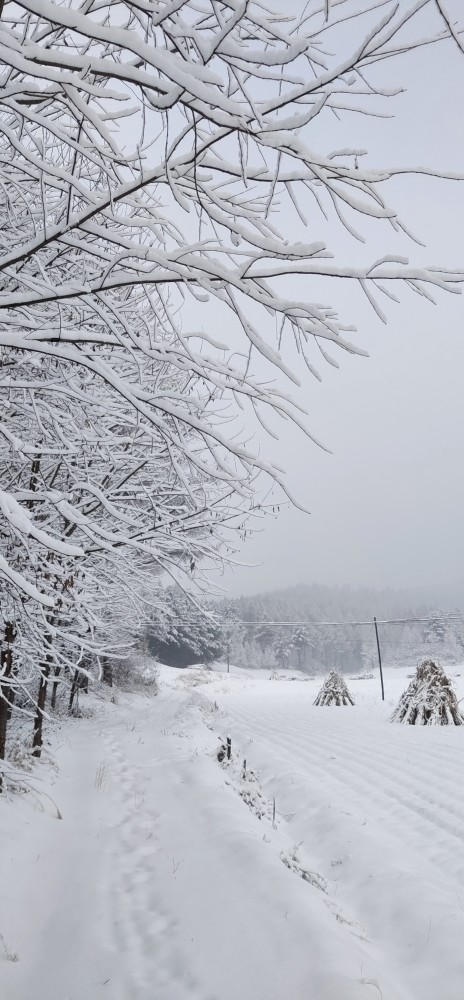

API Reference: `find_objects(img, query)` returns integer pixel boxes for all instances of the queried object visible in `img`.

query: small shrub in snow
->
[178,668,211,688]
[113,655,158,692]
[392,660,464,725]
[270,670,309,682]
[6,737,34,773]
[314,670,355,707]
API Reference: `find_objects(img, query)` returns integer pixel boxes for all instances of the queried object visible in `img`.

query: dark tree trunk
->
[50,667,61,710]
[68,656,91,714]
[0,623,16,772]
[32,635,53,758]
[102,657,113,687]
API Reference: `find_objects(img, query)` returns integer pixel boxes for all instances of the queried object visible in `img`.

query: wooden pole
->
[373,617,385,701]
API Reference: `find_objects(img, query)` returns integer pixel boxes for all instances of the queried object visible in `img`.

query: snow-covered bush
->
[392,660,464,726]
[314,670,355,707]
[112,656,159,693]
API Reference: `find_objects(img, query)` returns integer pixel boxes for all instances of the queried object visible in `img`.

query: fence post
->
[373,617,385,701]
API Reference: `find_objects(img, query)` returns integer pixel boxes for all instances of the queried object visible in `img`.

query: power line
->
[163,612,464,628]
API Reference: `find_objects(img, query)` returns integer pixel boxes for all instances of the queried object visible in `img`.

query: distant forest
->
[146,584,464,673]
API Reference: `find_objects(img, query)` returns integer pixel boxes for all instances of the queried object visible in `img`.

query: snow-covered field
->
[1,663,464,1000]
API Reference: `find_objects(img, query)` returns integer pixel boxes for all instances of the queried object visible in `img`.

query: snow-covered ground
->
[1,663,464,999]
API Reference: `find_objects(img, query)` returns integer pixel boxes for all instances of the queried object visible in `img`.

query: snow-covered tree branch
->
[1,0,463,764]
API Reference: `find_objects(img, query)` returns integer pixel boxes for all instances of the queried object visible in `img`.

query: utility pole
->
[373,617,385,701]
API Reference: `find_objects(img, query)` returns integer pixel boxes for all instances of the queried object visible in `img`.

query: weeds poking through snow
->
[217,737,278,825]
[6,738,34,773]
[0,933,18,962]
[280,849,327,892]
[0,761,63,817]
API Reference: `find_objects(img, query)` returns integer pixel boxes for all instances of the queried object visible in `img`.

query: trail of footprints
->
[103,731,202,1000]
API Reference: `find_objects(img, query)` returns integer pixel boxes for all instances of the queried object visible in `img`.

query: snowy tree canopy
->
[1,0,463,594]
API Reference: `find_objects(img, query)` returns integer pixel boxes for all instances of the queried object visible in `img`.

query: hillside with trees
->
[146,583,464,673]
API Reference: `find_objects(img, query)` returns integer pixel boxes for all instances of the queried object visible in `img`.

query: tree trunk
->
[102,657,113,687]
[32,635,53,758]
[0,623,16,770]
[50,667,61,710]
[68,655,91,714]
[68,668,79,714]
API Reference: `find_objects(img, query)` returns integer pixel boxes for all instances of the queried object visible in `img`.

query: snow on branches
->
[0,0,463,761]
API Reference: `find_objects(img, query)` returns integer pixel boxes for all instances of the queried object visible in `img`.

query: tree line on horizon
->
[146,583,464,673]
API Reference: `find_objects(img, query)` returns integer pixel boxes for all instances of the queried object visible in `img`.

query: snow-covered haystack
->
[314,670,355,707]
[392,660,464,726]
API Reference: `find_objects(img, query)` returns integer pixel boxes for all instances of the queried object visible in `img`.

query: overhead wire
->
[161,611,464,628]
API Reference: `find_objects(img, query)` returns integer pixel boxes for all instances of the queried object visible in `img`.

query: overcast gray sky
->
[208,0,464,598]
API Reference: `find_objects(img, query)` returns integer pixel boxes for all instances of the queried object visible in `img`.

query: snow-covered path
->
[1,666,464,999]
